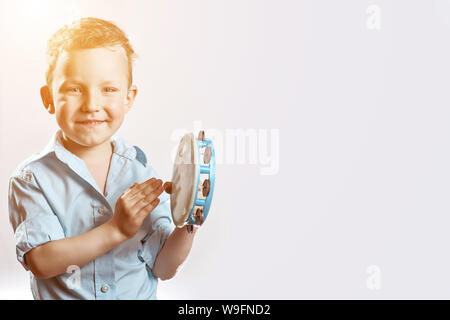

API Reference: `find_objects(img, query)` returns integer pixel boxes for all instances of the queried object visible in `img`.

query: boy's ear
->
[124,85,138,113]
[40,85,55,114]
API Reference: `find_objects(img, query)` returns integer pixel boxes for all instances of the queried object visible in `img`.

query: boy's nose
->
[82,95,101,112]
[82,103,101,112]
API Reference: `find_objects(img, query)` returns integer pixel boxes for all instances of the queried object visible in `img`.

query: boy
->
[8,17,197,299]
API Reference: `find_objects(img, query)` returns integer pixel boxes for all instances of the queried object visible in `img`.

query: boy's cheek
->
[108,100,130,115]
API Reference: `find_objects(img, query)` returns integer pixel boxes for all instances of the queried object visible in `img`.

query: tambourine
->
[170,130,215,233]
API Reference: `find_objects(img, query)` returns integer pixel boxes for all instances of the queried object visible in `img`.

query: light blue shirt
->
[8,129,175,300]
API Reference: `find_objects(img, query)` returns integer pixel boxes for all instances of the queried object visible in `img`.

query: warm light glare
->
[5,0,82,29]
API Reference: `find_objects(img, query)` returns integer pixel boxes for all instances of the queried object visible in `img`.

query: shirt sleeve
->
[137,181,176,272]
[8,168,66,271]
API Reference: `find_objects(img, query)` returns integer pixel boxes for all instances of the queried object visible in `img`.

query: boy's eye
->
[104,87,118,93]
[68,87,82,93]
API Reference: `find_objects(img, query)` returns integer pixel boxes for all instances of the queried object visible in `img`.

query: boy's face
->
[41,46,137,150]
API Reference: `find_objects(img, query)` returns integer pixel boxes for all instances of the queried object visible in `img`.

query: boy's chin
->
[62,127,115,148]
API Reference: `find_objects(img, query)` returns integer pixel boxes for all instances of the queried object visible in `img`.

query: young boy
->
[8,17,197,300]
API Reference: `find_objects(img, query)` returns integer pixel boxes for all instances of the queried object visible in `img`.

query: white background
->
[1,0,450,299]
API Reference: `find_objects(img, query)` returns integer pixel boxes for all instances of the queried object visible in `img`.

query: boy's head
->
[40,17,138,150]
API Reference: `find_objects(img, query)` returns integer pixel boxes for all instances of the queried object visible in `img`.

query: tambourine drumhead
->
[170,133,199,226]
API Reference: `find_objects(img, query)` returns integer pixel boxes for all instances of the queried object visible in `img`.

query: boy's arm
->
[26,178,166,279]
[25,220,127,279]
[152,225,198,280]
[151,182,198,280]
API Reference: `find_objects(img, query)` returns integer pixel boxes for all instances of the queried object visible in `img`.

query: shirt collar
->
[37,129,138,198]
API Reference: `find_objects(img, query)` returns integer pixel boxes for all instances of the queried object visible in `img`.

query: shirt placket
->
[90,152,126,300]
[91,200,116,299]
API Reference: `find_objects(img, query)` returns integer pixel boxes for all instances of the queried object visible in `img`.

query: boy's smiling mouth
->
[77,119,106,127]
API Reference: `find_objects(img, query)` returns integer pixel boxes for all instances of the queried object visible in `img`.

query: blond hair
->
[45,17,137,91]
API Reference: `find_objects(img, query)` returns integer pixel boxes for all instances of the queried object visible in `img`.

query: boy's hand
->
[110,178,166,240]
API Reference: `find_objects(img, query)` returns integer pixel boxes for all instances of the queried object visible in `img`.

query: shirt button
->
[98,207,105,215]
[101,285,109,293]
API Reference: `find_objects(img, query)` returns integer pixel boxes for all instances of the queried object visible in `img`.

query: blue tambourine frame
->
[187,137,215,225]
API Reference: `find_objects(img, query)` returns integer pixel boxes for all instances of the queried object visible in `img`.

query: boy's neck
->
[60,133,113,164]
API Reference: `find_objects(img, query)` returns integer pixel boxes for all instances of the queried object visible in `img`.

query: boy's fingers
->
[130,179,163,204]
[137,198,160,219]
[127,178,156,199]
[131,183,165,210]
[163,181,173,194]
[120,182,139,199]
